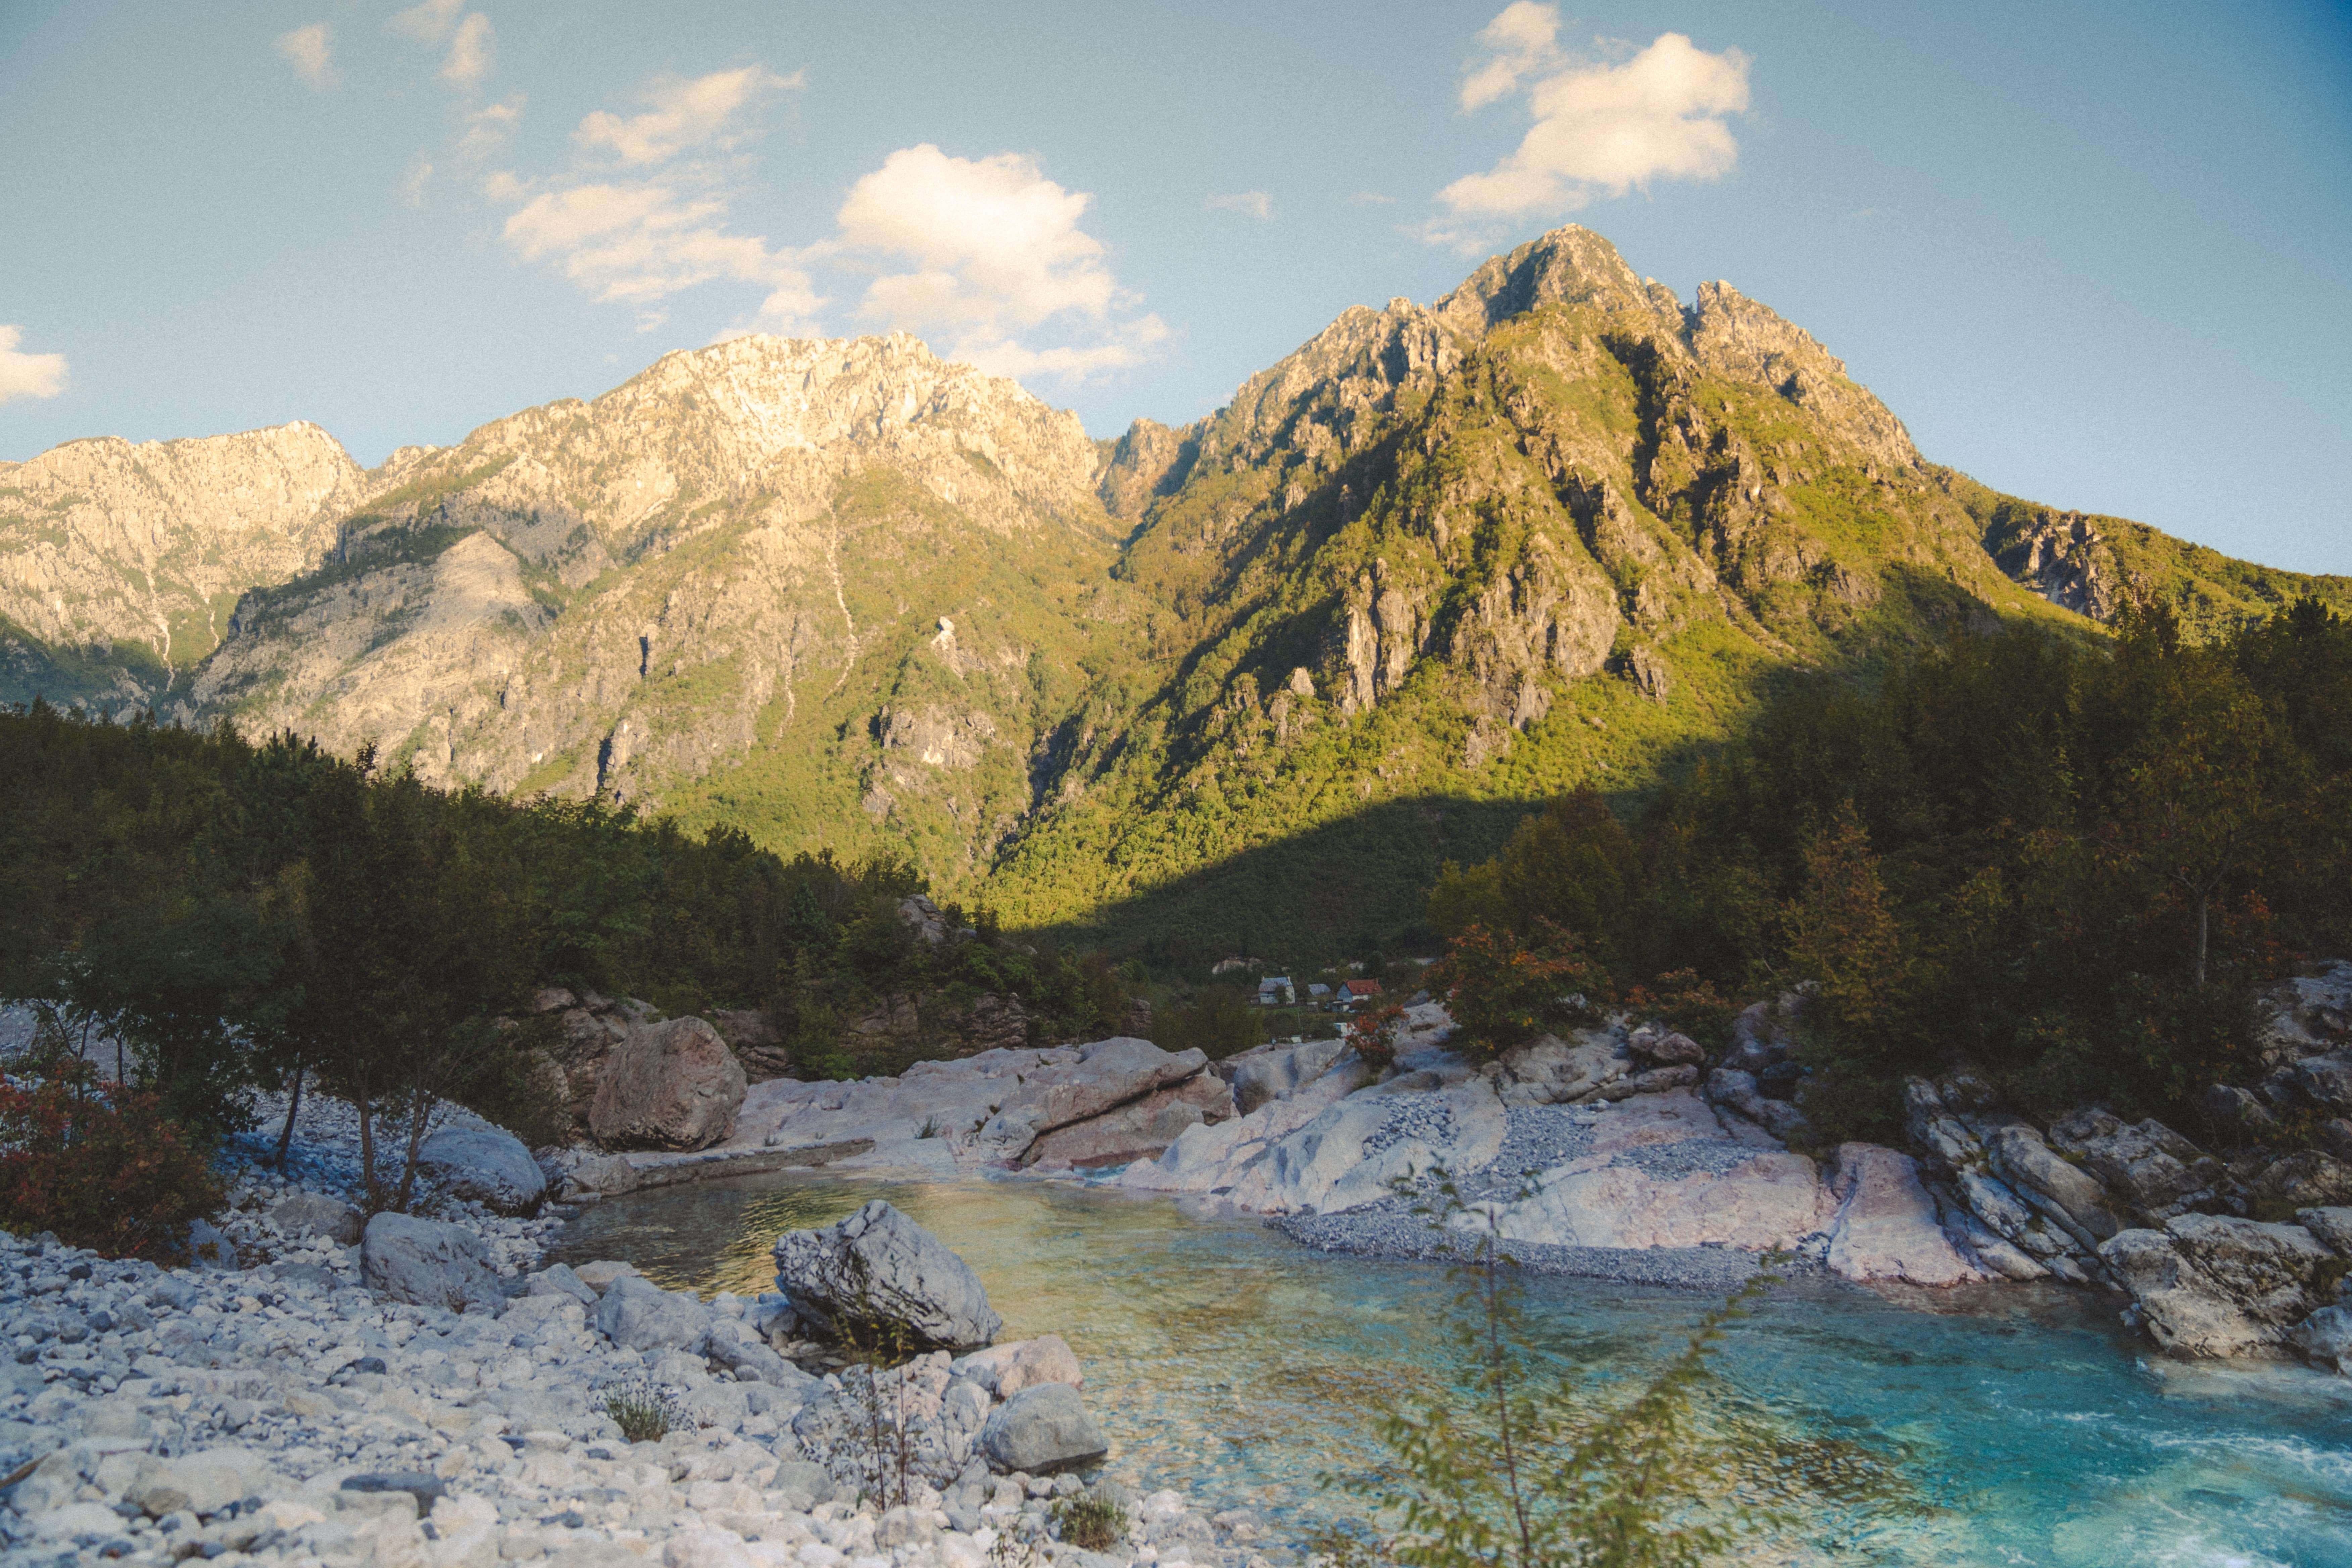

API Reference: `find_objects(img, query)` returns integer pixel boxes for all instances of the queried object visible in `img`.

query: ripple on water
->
[549,1171,2352,1567]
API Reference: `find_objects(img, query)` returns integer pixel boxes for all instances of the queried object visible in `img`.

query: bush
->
[603,1379,685,1443]
[1052,1489,1130,1550]
[0,1054,224,1262]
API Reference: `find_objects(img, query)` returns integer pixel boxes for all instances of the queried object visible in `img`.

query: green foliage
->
[0,703,1140,1185]
[602,1379,685,1443]
[1150,984,1264,1060]
[1425,598,2352,1128]
[1425,924,1608,1059]
[0,1045,226,1262]
[1321,1175,1802,1568]
[1051,1489,1130,1551]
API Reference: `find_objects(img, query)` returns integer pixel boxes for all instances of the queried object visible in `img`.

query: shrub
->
[603,1379,685,1443]
[0,1054,224,1262]
[1052,1489,1130,1550]
[1426,923,1610,1059]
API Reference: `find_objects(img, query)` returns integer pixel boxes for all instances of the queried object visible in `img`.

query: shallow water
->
[551,1172,2352,1566]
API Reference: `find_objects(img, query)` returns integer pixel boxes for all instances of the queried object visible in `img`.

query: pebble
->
[0,1092,1255,1568]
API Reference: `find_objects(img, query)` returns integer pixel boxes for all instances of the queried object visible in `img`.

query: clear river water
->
[549,1170,2352,1567]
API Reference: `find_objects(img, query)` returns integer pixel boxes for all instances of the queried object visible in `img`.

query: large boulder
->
[2291,1305,2352,1373]
[951,1334,1083,1398]
[2045,1109,2224,1223]
[773,1200,1001,1352]
[1024,1076,1235,1169]
[2292,1052,2352,1113]
[590,1274,714,1353]
[416,1124,547,1214]
[1985,1123,2119,1243]
[1823,1144,1983,1286]
[979,1383,1109,1475]
[2099,1213,2333,1358]
[2252,960,2352,1068]
[589,1016,747,1152]
[540,1147,640,1202]
[2253,1150,2352,1209]
[1219,1037,1351,1116]
[360,1212,503,1314]
[271,1192,362,1245]
[1494,1032,1633,1107]
[994,1038,1210,1138]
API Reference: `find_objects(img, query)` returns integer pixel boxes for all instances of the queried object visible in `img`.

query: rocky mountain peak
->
[0,420,361,691]
[1432,224,1677,339]
[1681,280,1919,471]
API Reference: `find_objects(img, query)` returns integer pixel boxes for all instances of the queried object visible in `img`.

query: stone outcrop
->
[414,1125,547,1214]
[979,1384,1109,1476]
[588,1016,747,1152]
[358,1212,503,1315]
[2099,1215,2336,1358]
[772,1200,1003,1353]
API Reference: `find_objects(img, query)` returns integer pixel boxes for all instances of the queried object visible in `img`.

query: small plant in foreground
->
[603,1379,685,1443]
[1319,1169,1820,1568]
[1052,1489,1130,1550]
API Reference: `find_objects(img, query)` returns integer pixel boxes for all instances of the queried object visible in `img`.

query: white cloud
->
[277,23,335,90]
[1207,191,1273,220]
[394,0,463,43]
[440,13,493,90]
[481,75,1155,377]
[0,327,68,404]
[575,66,800,167]
[1437,15,1750,230]
[456,96,524,162]
[400,157,434,207]
[816,144,1164,381]
[1459,1,1558,110]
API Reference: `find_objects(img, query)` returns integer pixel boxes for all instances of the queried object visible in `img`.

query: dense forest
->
[1421,596,2352,1141]
[0,706,1135,1200]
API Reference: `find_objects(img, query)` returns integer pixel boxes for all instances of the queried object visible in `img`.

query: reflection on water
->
[550,1173,2352,1567]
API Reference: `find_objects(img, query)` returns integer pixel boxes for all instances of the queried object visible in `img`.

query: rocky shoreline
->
[0,1103,1260,1568]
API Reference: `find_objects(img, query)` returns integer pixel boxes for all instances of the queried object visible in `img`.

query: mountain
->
[981,229,2352,953]
[0,423,362,705]
[3,227,2344,955]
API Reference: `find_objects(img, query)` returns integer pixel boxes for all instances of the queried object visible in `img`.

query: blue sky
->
[2,1,2348,573]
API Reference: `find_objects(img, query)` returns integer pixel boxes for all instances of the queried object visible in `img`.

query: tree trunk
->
[2194,892,2210,991]
[394,1090,433,1215]
[355,1080,378,1214]
[272,1063,305,1169]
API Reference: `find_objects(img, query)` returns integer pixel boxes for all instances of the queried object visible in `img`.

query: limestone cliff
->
[0,423,362,704]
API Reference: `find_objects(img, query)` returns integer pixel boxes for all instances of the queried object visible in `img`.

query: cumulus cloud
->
[277,23,335,89]
[486,66,814,331]
[480,71,1158,377]
[440,13,494,89]
[394,0,463,43]
[1459,1,1558,110]
[456,96,524,163]
[1207,191,1273,219]
[575,66,800,166]
[0,327,68,404]
[400,157,434,207]
[1436,10,1750,234]
[817,144,1165,380]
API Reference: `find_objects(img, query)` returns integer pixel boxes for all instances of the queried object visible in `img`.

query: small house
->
[1336,978,1383,1008]
[1257,975,1295,1006]
[1306,982,1332,1002]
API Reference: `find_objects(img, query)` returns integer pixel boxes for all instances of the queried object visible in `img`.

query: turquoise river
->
[550,1171,2352,1567]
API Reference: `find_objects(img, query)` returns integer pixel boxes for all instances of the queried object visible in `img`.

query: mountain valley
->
[4,226,2344,958]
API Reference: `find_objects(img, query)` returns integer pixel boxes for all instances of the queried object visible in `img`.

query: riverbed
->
[550,1171,2352,1567]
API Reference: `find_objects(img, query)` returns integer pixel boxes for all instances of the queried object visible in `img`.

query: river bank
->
[0,1100,1248,1568]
